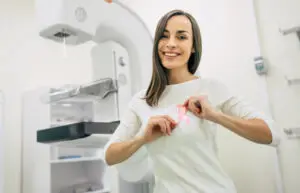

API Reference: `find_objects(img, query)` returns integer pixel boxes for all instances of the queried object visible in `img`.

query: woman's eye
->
[178,35,187,40]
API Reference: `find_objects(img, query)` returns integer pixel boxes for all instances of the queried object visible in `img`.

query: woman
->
[104,9,281,193]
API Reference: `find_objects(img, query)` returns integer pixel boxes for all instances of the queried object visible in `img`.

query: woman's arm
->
[105,135,146,166]
[104,107,145,166]
[184,79,282,147]
[214,96,281,147]
[184,94,281,147]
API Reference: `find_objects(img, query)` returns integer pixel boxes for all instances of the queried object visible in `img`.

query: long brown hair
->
[143,9,202,106]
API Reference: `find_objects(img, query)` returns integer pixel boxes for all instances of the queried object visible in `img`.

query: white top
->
[104,78,281,193]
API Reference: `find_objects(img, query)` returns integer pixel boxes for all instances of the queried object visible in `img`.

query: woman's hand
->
[142,115,177,143]
[183,95,218,122]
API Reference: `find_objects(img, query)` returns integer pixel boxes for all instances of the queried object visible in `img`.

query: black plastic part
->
[36,121,120,144]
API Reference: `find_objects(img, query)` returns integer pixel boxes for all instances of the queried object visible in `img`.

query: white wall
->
[1,0,298,193]
[255,0,300,193]
[0,91,4,193]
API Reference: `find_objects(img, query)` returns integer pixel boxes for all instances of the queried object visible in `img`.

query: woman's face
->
[158,15,194,70]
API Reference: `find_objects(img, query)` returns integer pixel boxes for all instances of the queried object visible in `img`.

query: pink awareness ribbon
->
[176,105,190,124]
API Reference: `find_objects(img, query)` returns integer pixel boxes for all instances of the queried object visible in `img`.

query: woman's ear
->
[192,47,195,53]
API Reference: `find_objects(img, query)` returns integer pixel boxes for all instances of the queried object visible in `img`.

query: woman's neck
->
[168,68,198,85]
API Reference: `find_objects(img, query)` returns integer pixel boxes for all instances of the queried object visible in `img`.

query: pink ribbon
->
[176,105,190,124]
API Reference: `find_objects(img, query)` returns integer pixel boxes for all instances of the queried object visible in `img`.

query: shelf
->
[85,189,110,193]
[51,156,104,164]
[37,121,118,147]
[49,134,112,148]
[40,78,118,104]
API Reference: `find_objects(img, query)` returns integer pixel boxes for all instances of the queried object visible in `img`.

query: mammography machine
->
[21,0,155,193]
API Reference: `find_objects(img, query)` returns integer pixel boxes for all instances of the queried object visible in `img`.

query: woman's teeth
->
[164,52,179,56]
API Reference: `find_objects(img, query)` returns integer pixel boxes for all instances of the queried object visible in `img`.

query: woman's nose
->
[166,38,177,49]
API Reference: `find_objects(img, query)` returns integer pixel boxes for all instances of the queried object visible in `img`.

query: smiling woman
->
[158,16,196,72]
[104,9,281,193]
[144,10,202,106]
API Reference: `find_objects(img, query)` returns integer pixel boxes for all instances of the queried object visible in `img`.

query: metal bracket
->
[285,76,300,86]
[279,25,300,42]
[284,127,300,139]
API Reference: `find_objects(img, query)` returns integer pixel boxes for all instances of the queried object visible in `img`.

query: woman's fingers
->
[148,115,178,138]
[163,115,177,125]
[158,120,167,135]
[186,97,201,114]
[157,116,177,136]
[183,98,189,108]
[164,120,171,136]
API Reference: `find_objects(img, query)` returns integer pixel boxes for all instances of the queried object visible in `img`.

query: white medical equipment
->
[21,0,155,193]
